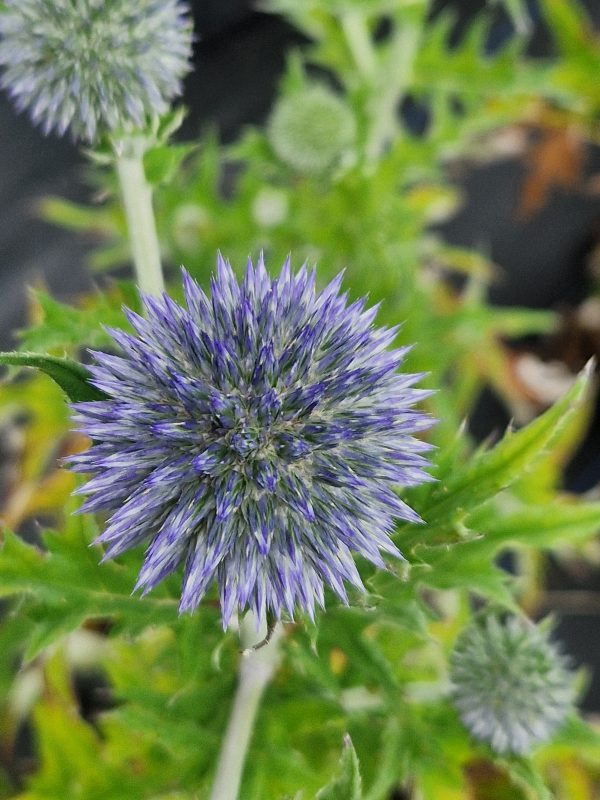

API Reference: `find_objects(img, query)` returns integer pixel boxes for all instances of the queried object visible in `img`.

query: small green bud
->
[252,187,289,228]
[172,204,210,252]
[268,85,356,175]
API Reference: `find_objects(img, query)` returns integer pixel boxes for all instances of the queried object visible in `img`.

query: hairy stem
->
[115,137,165,296]
[209,615,282,800]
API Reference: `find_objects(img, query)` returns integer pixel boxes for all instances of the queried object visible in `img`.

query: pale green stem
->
[365,21,421,162]
[341,9,378,80]
[115,137,165,297]
[209,615,282,800]
[341,9,422,164]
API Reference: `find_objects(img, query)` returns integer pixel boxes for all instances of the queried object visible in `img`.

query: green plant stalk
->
[341,9,378,80]
[115,137,165,296]
[365,19,421,162]
[209,615,282,800]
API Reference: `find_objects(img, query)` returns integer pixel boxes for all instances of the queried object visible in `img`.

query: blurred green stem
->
[341,10,377,79]
[340,10,422,162]
[209,615,282,800]
[365,20,421,162]
[115,137,165,297]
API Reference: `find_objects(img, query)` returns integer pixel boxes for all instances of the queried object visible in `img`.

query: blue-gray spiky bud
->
[450,615,574,755]
[0,0,193,142]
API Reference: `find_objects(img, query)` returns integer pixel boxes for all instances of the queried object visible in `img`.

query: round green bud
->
[267,85,356,175]
[172,204,210,253]
[252,187,289,228]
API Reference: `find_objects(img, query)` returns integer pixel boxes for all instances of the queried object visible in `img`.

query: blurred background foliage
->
[1,0,600,797]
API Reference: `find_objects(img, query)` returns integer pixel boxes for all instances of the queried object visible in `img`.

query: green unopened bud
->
[268,85,356,175]
[450,615,574,755]
[252,188,289,228]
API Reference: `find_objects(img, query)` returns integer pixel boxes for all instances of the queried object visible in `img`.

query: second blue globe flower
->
[70,255,433,626]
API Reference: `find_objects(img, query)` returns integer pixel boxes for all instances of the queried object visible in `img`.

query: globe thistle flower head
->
[69,254,433,628]
[450,615,574,755]
[0,0,193,142]
[268,85,356,175]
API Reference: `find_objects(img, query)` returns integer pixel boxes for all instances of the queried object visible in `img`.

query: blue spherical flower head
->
[70,255,434,627]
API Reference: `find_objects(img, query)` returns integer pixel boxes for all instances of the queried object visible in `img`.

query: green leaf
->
[0,526,179,657]
[19,285,139,353]
[366,571,432,636]
[0,351,106,402]
[144,142,196,186]
[469,499,600,551]
[396,364,595,605]
[362,717,405,800]
[416,537,517,607]
[415,360,594,536]
[0,607,35,705]
[502,757,553,800]
[414,10,551,100]
[413,496,600,608]
[316,735,362,800]
[496,0,533,35]
[40,196,120,235]
[23,606,90,663]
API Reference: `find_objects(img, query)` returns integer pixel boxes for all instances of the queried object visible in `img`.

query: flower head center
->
[229,426,267,458]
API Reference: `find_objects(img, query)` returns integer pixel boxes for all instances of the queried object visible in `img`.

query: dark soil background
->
[0,0,599,714]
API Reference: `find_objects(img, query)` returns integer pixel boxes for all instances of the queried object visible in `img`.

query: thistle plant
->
[0,0,193,143]
[70,254,433,627]
[450,615,574,755]
[0,1,599,798]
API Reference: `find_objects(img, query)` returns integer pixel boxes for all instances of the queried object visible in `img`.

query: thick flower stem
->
[365,20,420,162]
[115,137,165,297]
[209,616,282,800]
[341,10,378,80]
[340,9,421,164]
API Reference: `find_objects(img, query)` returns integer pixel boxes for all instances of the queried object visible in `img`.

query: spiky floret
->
[0,0,193,142]
[70,254,433,627]
[450,615,574,755]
